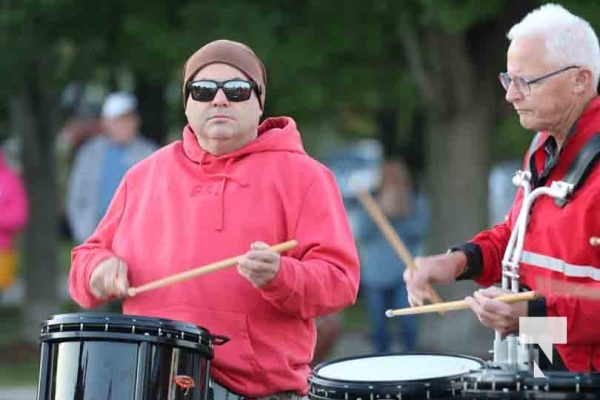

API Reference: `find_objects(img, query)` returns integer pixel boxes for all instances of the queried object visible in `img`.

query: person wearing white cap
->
[66,91,158,243]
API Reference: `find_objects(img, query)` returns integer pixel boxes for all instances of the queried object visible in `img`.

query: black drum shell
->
[36,313,215,400]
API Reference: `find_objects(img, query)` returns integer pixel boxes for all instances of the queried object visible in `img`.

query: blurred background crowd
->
[1,0,598,388]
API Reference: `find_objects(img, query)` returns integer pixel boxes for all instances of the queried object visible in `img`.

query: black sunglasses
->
[187,79,260,102]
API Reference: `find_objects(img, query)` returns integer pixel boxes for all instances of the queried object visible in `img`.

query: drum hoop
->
[311,352,485,384]
[463,368,600,392]
[42,313,213,345]
[40,331,214,357]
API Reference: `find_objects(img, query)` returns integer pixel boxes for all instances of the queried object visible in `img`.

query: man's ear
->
[573,68,593,94]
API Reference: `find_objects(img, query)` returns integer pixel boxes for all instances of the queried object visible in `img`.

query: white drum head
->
[316,354,483,382]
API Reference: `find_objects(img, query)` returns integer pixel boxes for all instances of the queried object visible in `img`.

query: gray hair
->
[507,3,600,87]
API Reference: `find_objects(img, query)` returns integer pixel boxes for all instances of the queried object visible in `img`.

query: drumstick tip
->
[126,288,136,297]
[590,236,599,246]
[385,309,394,318]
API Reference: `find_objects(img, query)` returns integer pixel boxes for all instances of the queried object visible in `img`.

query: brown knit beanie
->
[182,39,267,109]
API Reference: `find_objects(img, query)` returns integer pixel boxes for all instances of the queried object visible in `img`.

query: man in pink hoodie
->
[0,152,28,290]
[69,40,360,398]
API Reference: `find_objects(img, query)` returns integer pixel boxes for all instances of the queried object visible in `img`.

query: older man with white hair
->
[405,3,600,372]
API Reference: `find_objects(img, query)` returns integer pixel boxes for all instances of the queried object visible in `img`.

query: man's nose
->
[505,81,524,103]
[211,88,229,105]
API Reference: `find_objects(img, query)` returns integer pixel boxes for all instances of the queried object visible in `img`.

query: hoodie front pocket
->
[199,308,265,380]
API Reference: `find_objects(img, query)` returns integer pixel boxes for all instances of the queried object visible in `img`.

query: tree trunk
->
[399,19,501,357]
[376,107,400,158]
[11,76,60,343]
[136,76,167,145]
[426,108,491,251]
[420,106,494,357]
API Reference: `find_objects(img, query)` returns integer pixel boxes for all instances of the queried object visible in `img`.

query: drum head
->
[316,353,483,382]
[310,353,484,400]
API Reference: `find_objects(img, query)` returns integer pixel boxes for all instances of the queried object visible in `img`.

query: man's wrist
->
[527,296,547,316]
[448,243,483,280]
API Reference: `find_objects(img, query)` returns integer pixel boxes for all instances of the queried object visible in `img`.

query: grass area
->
[0,361,39,386]
[341,295,369,331]
[0,309,80,386]
[0,306,17,345]
[0,306,39,386]
[0,293,83,387]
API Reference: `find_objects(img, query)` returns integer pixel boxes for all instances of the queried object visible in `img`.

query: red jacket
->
[69,117,360,395]
[472,97,600,372]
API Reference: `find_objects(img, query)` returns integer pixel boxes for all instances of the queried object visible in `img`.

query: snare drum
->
[36,313,227,400]
[462,367,600,399]
[309,353,484,400]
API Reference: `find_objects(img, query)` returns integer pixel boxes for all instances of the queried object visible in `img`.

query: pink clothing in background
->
[0,153,28,250]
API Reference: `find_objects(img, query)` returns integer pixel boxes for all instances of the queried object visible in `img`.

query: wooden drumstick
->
[590,237,600,247]
[356,190,444,306]
[385,291,539,318]
[127,240,298,297]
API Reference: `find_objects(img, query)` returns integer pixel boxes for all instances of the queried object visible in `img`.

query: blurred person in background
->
[310,139,384,366]
[488,160,521,225]
[406,3,600,371]
[0,150,28,293]
[66,92,158,243]
[354,158,429,353]
[56,103,103,240]
[68,39,360,398]
[57,103,104,163]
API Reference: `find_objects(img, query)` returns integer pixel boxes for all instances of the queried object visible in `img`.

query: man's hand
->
[464,286,527,337]
[404,252,467,307]
[89,257,129,299]
[237,241,281,288]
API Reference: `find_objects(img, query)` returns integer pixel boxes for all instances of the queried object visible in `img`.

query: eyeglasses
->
[498,65,579,96]
[187,79,260,102]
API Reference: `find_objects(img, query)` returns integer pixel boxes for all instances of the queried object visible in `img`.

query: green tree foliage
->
[3,0,600,348]
[420,0,503,33]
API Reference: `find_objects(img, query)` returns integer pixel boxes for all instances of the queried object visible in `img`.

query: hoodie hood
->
[180,116,306,230]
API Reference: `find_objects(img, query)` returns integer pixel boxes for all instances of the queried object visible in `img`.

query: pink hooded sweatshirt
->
[69,117,360,396]
[0,153,28,250]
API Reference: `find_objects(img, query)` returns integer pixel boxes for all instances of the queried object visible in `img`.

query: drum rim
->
[311,351,485,384]
[41,312,212,337]
[463,367,600,390]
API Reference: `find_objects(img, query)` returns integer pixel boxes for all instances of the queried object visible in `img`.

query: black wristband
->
[449,243,483,280]
[527,296,547,316]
